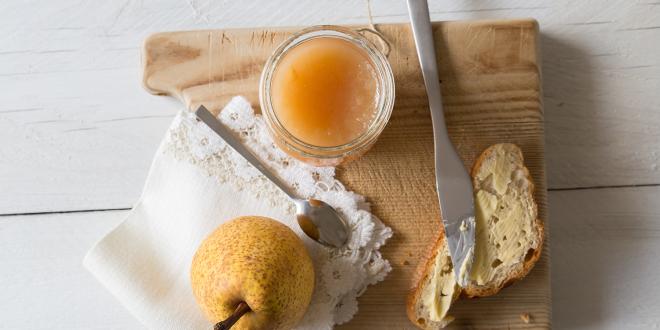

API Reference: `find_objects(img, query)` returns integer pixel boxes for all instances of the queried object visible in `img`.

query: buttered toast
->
[407,144,544,329]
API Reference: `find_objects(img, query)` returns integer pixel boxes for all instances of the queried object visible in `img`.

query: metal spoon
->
[195,105,349,248]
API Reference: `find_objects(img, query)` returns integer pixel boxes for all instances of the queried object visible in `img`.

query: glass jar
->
[259,25,395,166]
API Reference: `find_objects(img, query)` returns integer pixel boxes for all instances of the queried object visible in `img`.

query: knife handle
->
[406,0,446,133]
[407,0,474,220]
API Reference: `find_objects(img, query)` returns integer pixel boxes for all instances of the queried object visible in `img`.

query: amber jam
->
[260,26,394,166]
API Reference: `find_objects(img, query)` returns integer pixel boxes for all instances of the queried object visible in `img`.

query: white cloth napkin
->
[84,96,392,330]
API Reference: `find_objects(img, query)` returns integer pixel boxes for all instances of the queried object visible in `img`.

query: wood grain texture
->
[142,19,550,329]
[2,0,660,329]
[2,0,660,214]
[3,188,658,330]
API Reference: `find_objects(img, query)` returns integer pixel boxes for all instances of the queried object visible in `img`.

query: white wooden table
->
[1,1,659,329]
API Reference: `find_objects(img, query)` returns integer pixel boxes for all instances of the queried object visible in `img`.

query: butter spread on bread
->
[469,144,540,288]
[407,143,544,329]
[420,253,458,325]
[408,235,460,329]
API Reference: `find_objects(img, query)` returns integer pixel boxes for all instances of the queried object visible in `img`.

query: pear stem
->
[214,301,251,330]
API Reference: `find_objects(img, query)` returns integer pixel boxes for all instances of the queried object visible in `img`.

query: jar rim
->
[259,25,395,159]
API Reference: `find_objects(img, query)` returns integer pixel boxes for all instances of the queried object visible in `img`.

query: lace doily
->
[165,96,392,329]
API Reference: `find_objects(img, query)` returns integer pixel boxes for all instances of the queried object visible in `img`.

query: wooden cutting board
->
[142,19,550,329]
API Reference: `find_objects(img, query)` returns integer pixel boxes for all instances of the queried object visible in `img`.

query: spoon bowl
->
[295,199,348,248]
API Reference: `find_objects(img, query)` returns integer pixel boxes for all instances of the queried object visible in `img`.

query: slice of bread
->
[406,143,544,328]
[406,230,460,330]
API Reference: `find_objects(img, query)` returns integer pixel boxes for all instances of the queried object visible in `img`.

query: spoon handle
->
[195,106,297,200]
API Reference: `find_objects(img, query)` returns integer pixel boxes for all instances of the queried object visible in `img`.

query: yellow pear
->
[191,216,315,330]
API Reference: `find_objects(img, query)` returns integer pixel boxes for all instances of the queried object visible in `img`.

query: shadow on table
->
[541,34,609,329]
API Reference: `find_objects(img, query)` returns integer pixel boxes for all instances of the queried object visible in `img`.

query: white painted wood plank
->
[1,0,659,213]
[550,186,660,329]
[2,187,660,328]
[0,210,143,329]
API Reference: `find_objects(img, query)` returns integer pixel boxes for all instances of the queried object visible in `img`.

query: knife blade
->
[406,0,476,287]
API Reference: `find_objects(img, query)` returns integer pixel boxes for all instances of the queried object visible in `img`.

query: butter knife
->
[406,0,476,287]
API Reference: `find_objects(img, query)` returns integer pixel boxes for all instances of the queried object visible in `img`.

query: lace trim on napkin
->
[163,96,392,328]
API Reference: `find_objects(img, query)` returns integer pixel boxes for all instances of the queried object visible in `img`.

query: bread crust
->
[406,143,545,328]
